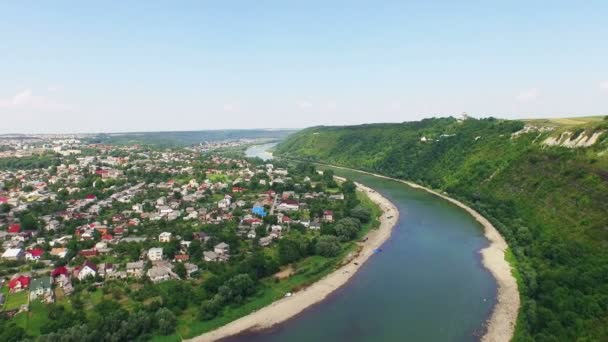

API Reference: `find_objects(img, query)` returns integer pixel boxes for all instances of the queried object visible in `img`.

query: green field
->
[3,289,28,311]
[522,115,606,127]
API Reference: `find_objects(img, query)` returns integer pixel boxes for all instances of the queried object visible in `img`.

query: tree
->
[19,212,40,230]
[278,238,303,265]
[334,217,361,241]
[322,169,334,183]
[154,308,177,335]
[188,240,202,260]
[163,240,180,259]
[199,297,222,320]
[350,205,372,223]
[174,262,187,279]
[315,235,341,257]
[226,274,256,298]
[341,180,357,194]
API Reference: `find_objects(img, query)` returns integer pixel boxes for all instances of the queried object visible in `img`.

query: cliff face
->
[276,117,608,341]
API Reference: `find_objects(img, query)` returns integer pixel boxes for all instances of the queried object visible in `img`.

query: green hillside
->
[275,117,608,341]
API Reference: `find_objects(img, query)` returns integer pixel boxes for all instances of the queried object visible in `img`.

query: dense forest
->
[275,117,608,341]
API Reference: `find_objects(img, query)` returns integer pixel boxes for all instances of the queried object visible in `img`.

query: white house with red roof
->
[7,223,21,234]
[25,248,44,261]
[8,275,31,292]
[74,261,97,281]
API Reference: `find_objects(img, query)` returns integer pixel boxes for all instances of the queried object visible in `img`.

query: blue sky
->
[1,1,607,133]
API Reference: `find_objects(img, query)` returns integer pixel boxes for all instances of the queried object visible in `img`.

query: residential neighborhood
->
[0,139,377,340]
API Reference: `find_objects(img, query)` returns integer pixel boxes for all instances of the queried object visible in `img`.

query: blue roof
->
[252,206,267,217]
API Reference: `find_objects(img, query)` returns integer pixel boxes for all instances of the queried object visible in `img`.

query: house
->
[184,263,199,277]
[259,236,274,247]
[1,248,24,261]
[159,232,172,243]
[29,277,53,302]
[147,265,172,283]
[75,261,97,281]
[101,234,113,242]
[78,249,98,258]
[323,210,334,223]
[203,251,219,262]
[252,206,267,217]
[192,232,210,242]
[126,261,145,278]
[309,220,321,230]
[25,248,44,261]
[270,225,283,237]
[214,242,230,255]
[51,266,70,288]
[8,275,31,292]
[98,263,115,277]
[52,266,69,278]
[277,200,300,211]
[50,247,68,258]
[174,253,189,262]
[329,193,345,200]
[7,224,21,234]
[148,247,163,261]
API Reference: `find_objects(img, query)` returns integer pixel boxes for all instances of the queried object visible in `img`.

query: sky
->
[1,1,607,134]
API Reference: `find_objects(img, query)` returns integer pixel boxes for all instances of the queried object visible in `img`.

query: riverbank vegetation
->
[275,117,608,341]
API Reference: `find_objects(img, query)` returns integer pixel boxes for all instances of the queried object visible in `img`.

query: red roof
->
[282,200,299,206]
[8,224,21,233]
[282,216,292,223]
[175,254,189,261]
[324,210,333,215]
[26,248,44,257]
[8,276,30,290]
[79,249,98,257]
[85,194,97,200]
[114,227,125,234]
[83,261,98,272]
[0,197,8,203]
[52,266,68,277]
[101,234,113,240]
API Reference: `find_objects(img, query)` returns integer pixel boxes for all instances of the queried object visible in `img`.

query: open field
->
[522,115,606,127]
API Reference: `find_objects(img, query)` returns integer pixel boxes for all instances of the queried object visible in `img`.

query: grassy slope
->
[275,117,608,341]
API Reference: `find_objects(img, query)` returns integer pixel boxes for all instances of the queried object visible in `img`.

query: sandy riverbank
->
[187,181,399,342]
[327,165,520,342]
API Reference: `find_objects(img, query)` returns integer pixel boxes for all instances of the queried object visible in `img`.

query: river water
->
[234,145,496,341]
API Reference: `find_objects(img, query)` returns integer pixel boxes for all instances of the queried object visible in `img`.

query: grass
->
[4,289,28,311]
[522,115,606,127]
[25,300,50,336]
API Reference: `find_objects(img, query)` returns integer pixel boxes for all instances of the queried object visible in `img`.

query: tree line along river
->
[234,144,496,341]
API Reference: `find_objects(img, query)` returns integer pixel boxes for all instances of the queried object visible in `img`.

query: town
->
[0,141,379,340]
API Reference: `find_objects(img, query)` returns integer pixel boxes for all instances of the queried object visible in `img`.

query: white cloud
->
[600,81,608,91]
[0,89,35,107]
[297,100,313,109]
[0,89,73,111]
[222,103,237,112]
[516,88,540,102]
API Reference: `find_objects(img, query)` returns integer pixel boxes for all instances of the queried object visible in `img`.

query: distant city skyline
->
[1,1,607,134]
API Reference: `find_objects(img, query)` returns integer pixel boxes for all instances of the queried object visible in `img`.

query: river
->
[235,145,497,341]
